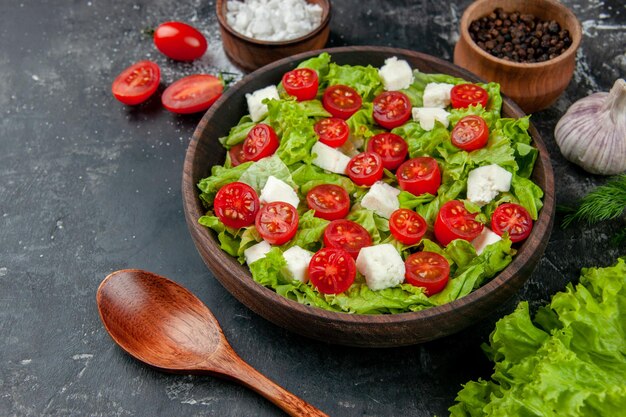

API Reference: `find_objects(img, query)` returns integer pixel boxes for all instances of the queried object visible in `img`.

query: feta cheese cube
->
[246,85,279,122]
[411,107,450,131]
[244,240,271,265]
[259,175,299,208]
[466,164,513,206]
[356,244,405,291]
[422,83,455,108]
[471,227,502,255]
[281,246,313,283]
[360,181,401,219]
[378,57,414,91]
[311,141,351,174]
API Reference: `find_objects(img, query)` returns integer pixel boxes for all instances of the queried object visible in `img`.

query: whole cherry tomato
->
[153,21,207,61]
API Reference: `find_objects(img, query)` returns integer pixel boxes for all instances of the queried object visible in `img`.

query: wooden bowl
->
[454,0,582,113]
[182,46,555,347]
[216,0,331,72]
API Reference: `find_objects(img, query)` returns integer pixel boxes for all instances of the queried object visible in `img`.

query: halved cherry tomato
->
[314,118,350,148]
[322,85,362,119]
[491,203,533,243]
[434,200,484,246]
[396,157,441,196]
[389,209,427,245]
[242,123,279,162]
[405,252,450,296]
[372,91,412,129]
[282,68,319,101]
[161,74,223,114]
[323,219,372,259]
[450,84,489,109]
[153,21,207,61]
[451,115,489,151]
[306,184,351,221]
[214,182,259,229]
[255,201,299,245]
[111,60,160,106]
[347,152,384,187]
[228,143,247,167]
[308,248,356,294]
[366,132,408,170]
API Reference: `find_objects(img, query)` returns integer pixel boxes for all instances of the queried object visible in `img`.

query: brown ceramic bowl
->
[182,46,555,347]
[216,0,331,72]
[454,0,582,113]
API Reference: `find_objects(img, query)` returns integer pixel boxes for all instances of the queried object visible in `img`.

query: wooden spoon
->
[96,269,329,417]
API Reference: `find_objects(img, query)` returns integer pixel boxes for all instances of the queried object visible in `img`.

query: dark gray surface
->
[1,1,624,416]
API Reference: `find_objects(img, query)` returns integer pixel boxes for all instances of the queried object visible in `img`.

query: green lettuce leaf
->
[291,164,362,197]
[511,174,544,220]
[218,115,255,148]
[238,154,297,192]
[281,210,329,252]
[325,62,383,101]
[197,162,253,206]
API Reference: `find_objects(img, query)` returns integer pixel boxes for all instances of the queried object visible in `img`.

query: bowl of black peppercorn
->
[454,0,581,113]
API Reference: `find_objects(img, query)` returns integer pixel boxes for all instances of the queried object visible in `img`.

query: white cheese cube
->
[422,83,455,108]
[356,244,405,291]
[466,164,513,206]
[244,240,271,265]
[411,107,450,131]
[360,181,401,219]
[311,141,351,174]
[281,246,313,283]
[246,85,280,122]
[259,175,299,208]
[471,227,502,255]
[378,57,414,91]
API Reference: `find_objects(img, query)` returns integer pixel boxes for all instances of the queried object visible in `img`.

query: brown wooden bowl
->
[182,46,555,347]
[454,0,582,113]
[216,0,331,72]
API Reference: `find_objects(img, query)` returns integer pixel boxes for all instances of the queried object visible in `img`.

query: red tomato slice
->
[153,21,207,61]
[323,219,372,259]
[404,252,450,296]
[366,132,408,170]
[306,184,351,221]
[322,85,362,119]
[389,209,427,245]
[228,143,247,167]
[396,157,441,196]
[161,74,223,114]
[308,248,356,294]
[242,123,279,162]
[314,118,350,148]
[450,84,489,109]
[372,91,412,129]
[347,152,384,187]
[255,201,299,245]
[214,182,259,229]
[111,60,160,106]
[491,203,533,243]
[434,200,484,246]
[451,115,489,151]
[282,68,319,101]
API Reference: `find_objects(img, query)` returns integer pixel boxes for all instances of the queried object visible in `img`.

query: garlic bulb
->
[555,79,626,175]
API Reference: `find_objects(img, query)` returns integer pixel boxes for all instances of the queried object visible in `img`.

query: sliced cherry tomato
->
[347,152,384,187]
[389,209,427,245]
[255,201,299,245]
[451,115,489,151]
[322,85,362,119]
[282,68,319,101]
[323,219,372,259]
[450,84,489,109]
[214,182,259,229]
[111,60,160,106]
[308,248,356,294]
[372,91,412,129]
[153,21,207,61]
[228,144,247,167]
[306,184,351,221]
[491,203,533,243]
[434,200,484,246]
[242,123,279,162]
[366,132,408,170]
[314,118,350,148]
[396,157,441,196]
[405,252,450,296]
[161,74,223,114]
